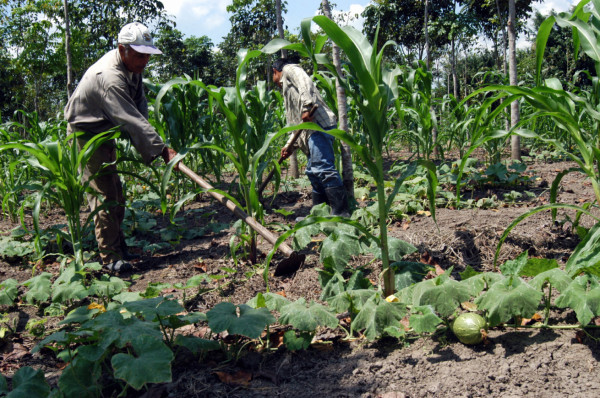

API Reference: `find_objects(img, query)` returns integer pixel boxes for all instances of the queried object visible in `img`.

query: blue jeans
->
[305,130,343,196]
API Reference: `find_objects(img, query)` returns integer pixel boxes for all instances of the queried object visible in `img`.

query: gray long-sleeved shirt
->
[281,64,337,154]
[64,49,165,164]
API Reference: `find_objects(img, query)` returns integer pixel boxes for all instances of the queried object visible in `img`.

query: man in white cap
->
[65,22,178,272]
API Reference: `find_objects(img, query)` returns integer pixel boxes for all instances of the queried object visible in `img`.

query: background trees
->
[0,0,591,121]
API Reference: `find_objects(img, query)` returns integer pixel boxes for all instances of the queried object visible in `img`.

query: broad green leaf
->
[174,335,220,353]
[52,279,89,303]
[112,291,144,304]
[407,279,436,307]
[530,268,573,293]
[0,374,7,395]
[326,289,377,314]
[246,292,290,311]
[111,336,174,390]
[283,330,312,351]
[278,298,338,331]
[395,284,416,304]
[418,274,472,317]
[521,257,559,277]
[78,343,111,362]
[58,357,101,398]
[459,266,480,280]
[475,278,543,327]
[0,278,18,305]
[7,366,50,398]
[392,261,430,291]
[88,276,127,298]
[292,225,315,250]
[81,310,162,348]
[124,297,184,321]
[23,273,52,304]
[32,330,69,354]
[409,305,443,333]
[346,270,372,291]
[319,271,346,300]
[60,305,101,325]
[320,231,361,273]
[207,303,275,338]
[352,294,407,341]
[555,275,600,325]
[386,238,417,262]
[173,274,211,290]
[459,272,506,296]
[383,325,406,338]
[500,251,528,276]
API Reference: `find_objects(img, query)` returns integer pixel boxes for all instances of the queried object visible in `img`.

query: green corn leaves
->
[0,128,120,269]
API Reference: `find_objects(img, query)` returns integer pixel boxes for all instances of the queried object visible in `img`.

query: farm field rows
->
[1,154,598,397]
[2,1,600,396]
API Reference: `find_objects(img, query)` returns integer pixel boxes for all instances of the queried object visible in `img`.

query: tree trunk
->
[496,0,510,132]
[64,0,73,98]
[425,0,438,159]
[451,37,458,98]
[425,0,431,69]
[496,0,508,76]
[322,0,354,198]
[275,0,287,58]
[508,0,521,160]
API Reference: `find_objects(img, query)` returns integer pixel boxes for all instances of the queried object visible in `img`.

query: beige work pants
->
[78,138,125,264]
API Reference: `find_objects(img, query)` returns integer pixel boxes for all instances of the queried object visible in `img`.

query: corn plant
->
[486,0,600,206]
[151,51,280,262]
[259,18,438,296]
[0,129,120,270]
[470,0,600,271]
[395,62,438,161]
[150,76,228,183]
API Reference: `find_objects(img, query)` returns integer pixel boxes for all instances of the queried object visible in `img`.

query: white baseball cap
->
[118,22,162,55]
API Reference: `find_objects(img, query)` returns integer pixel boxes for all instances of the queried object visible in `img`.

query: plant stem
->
[375,159,394,297]
[544,285,552,327]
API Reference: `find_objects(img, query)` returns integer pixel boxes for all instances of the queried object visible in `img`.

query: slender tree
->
[63,0,73,98]
[321,0,354,198]
[276,0,287,59]
[508,0,520,160]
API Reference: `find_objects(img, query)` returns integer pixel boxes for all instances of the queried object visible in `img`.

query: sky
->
[159,0,579,47]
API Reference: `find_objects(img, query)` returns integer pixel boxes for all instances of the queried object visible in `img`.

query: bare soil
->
[1,157,599,398]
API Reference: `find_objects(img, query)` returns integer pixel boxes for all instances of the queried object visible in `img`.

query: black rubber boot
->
[325,186,351,217]
[312,191,329,207]
[103,260,132,273]
[120,237,140,261]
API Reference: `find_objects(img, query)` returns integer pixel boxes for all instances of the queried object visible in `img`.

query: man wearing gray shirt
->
[65,22,178,272]
[272,58,350,217]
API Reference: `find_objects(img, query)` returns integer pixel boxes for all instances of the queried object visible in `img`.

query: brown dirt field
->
[1,157,599,397]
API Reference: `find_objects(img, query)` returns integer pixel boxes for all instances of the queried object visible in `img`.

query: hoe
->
[179,163,305,276]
